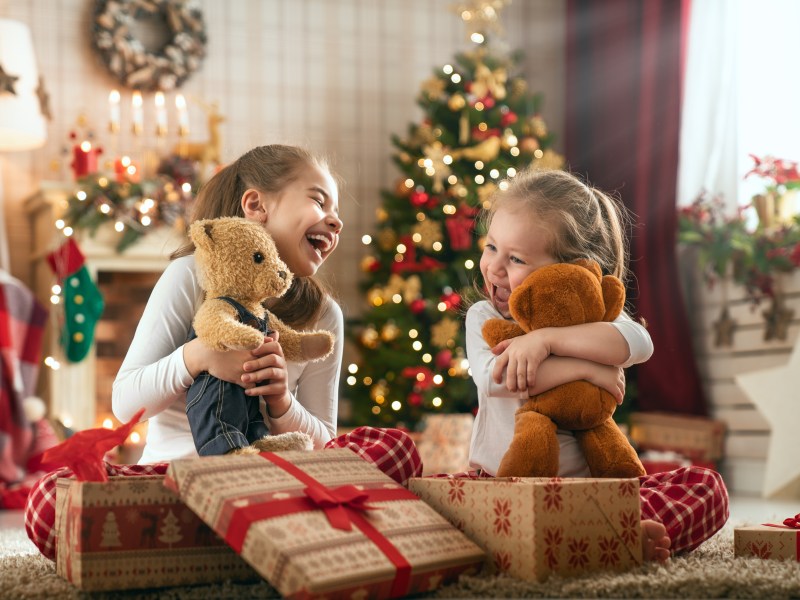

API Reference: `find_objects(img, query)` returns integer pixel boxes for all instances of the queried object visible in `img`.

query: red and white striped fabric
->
[25,426,422,561]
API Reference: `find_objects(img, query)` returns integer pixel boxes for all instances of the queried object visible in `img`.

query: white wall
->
[1,0,565,319]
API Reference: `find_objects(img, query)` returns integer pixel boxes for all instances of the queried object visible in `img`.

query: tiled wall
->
[1,0,565,320]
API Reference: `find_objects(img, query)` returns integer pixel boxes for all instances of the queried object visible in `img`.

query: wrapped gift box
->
[629,412,725,462]
[55,475,257,591]
[416,413,474,475]
[165,448,486,599]
[408,476,642,582]
[734,525,800,560]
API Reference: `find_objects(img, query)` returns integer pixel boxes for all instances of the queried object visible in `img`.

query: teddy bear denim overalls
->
[185,296,272,455]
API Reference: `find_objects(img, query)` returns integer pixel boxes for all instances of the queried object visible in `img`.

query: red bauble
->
[480,96,495,109]
[409,191,429,207]
[471,127,501,142]
[408,392,424,407]
[500,111,518,127]
[435,349,453,369]
[440,291,462,311]
[410,299,426,314]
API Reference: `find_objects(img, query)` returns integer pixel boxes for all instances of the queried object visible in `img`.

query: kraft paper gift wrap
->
[164,448,486,599]
[55,475,256,591]
[734,523,800,561]
[409,476,643,582]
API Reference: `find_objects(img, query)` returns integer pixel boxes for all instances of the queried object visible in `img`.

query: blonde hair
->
[172,144,339,329]
[482,167,631,283]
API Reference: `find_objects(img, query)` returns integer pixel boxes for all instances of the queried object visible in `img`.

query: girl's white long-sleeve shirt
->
[112,255,344,464]
[466,300,654,477]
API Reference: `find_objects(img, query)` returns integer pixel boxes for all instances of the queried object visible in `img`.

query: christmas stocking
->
[46,238,104,362]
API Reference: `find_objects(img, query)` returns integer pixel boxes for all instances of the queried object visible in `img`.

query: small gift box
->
[629,412,725,463]
[165,448,486,599]
[55,475,256,591]
[734,515,800,561]
[409,476,642,582]
[416,413,474,475]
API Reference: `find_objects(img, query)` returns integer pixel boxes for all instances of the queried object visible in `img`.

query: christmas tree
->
[344,2,564,429]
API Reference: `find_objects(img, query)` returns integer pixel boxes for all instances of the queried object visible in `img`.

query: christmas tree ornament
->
[452,136,502,163]
[451,0,510,39]
[422,141,453,193]
[412,219,444,251]
[527,115,549,138]
[0,62,19,95]
[410,298,427,314]
[471,63,507,100]
[46,238,105,363]
[360,255,380,273]
[360,326,380,349]
[420,76,446,100]
[448,94,466,111]
[381,321,401,342]
[534,148,566,171]
[431,317,461,348]
[712,305,737,348]
[519,136,540,154]
[762,294,794,341]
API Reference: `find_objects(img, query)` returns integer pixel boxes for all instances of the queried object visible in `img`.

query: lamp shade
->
[0,19,46,151]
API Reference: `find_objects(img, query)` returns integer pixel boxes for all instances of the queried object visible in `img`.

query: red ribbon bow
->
[764,513,800,529]
[303,484,376,531]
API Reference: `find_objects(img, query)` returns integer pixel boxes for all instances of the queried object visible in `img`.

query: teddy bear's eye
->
[253,252,264,264]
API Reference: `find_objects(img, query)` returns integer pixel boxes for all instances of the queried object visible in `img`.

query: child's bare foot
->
[641,519,671,563]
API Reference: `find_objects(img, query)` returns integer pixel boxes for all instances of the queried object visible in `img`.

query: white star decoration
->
[736,340,800,498]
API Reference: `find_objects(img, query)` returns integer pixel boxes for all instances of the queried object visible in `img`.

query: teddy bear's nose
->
[278,270,287,280]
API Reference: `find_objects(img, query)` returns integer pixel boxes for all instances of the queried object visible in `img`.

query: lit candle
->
[154,91,167,137]
[108,89,120,133]
[131,90,143,135]
[175,93,189,137]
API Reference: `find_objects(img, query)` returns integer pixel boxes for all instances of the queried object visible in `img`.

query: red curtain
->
[564,0,707,415]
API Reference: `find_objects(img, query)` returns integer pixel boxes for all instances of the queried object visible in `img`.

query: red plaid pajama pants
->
[24,426,422,561]
[25,426,726,561]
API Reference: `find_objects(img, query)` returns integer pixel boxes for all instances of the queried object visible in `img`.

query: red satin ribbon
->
[225,452,416,598]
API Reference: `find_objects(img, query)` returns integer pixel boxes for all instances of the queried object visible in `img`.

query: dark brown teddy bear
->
[482,259,646,479]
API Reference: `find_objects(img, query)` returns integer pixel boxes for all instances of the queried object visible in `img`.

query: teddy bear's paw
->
[299,332,334,361]
[229,446,261,456]
[252,432,314,453]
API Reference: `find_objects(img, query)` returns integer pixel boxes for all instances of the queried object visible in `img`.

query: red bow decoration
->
[39,409,144,482]
[303,484,377,531]
[764,513,800,529]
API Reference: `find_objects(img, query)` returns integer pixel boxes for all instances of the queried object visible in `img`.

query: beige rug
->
[1,523,799,599]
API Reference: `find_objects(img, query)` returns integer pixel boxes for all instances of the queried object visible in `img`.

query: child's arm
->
[491,314,652,393]
[466,302,625,402]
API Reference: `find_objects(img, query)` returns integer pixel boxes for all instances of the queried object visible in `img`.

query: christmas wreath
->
[91,0,207,91]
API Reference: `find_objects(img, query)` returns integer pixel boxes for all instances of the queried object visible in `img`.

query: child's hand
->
[189,339,254,387]
[492,330,551,393]
[242,332,290,415]
[584,363,626,405]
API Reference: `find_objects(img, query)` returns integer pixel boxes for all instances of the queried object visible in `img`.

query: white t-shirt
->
[466,300,654,477]
[112,255,344,464]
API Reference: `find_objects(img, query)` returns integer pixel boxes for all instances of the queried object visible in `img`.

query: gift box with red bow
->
[409,476,642,582]
[734,514,800,560]
[164,448,486,599]
[55,475,257,591]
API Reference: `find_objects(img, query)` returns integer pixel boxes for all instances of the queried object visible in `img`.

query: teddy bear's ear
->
[571,258,602,280]
[601,275,626,321]
[189,219,215,251]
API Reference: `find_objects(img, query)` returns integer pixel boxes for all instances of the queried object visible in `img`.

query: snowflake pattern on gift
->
[494,550,512,572]
[448,478,466,505]
[543,479,563,512]
[749,540,773,559]
[128,479,150,494]
[619,510,639,547]
[492,498,512,535]
[567,537,590,569]
[598,535,621,567]
[544,526,563,569]
[618,479,638,497]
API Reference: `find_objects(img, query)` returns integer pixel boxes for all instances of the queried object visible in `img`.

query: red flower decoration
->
[567,537,590,569]
[543,479,563,512]
[619,510,639,547]
[447,479,466,505]
[598,535,621,567]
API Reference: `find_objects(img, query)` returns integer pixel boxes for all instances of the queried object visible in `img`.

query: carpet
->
[1,523,799,599]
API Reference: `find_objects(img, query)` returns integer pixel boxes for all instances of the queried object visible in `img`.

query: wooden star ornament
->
[736,339,800,498]
[713,306,737,347]
[763,295,794,341]
[0,63,20,95]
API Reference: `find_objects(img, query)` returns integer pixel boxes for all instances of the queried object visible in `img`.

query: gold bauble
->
[381,321,400,342]
[448,94,466,111]
[361,326,380,349]
[520,137,540,154]
[377,228,398,251]
[360,255,378,272]
[395,178,412,197]
[376,207,389,223]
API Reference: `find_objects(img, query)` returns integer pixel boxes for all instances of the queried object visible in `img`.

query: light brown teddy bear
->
[482,258,646,479]
[186,217,334,456]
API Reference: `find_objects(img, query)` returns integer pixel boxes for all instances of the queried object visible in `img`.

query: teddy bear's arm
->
[482,318,526,349]
[601,275,626,321]
[269,313,335,363]
[193,299,265,351]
